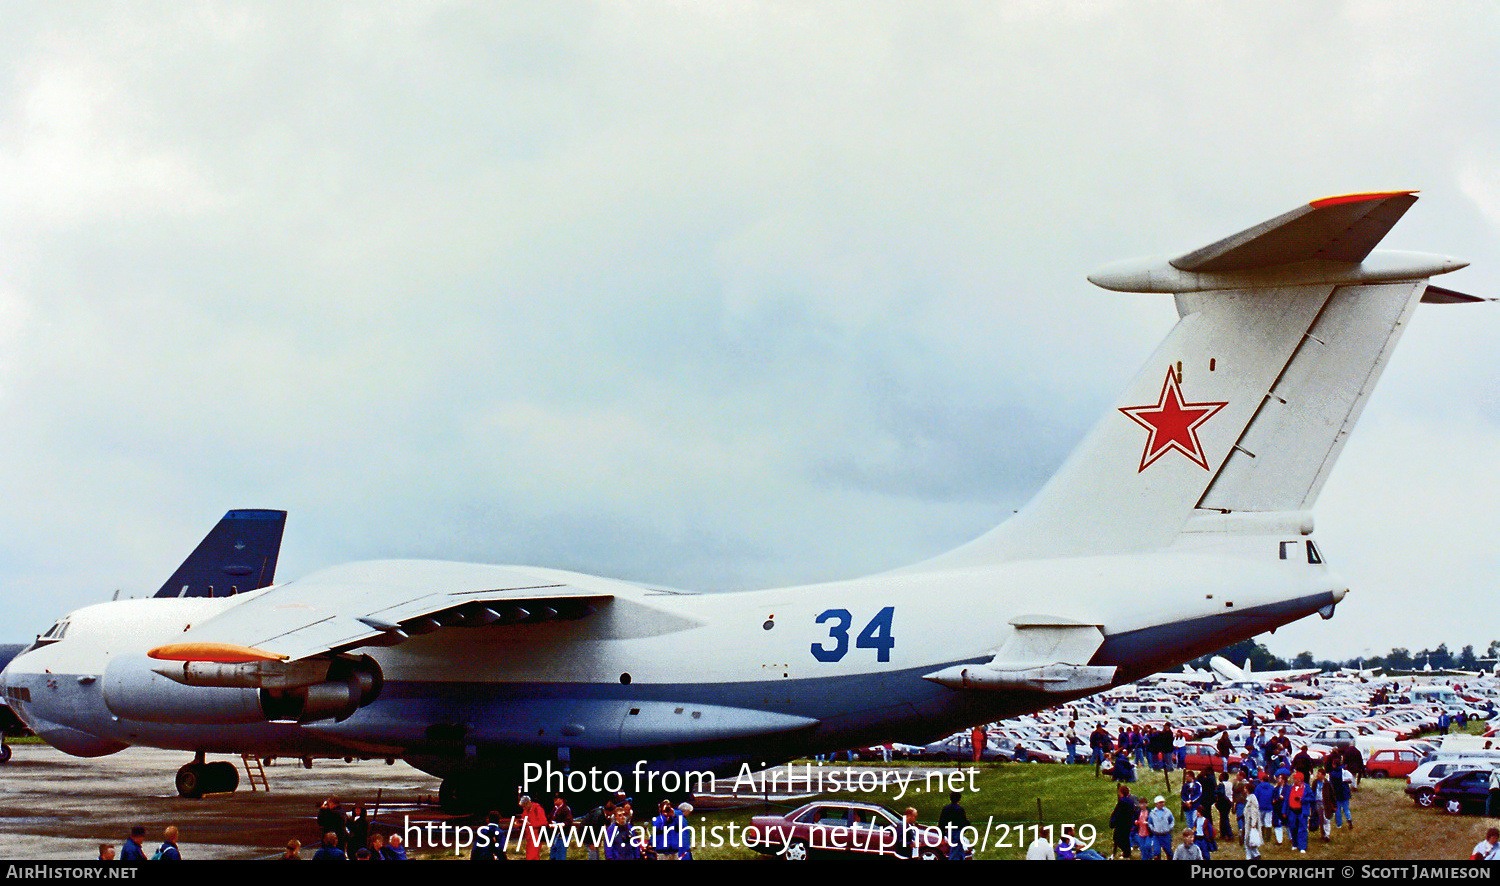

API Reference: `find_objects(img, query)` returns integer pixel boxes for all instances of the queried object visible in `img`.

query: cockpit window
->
[35,618,70,645]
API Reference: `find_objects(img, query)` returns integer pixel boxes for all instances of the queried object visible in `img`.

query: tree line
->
[1188,639,1500,674]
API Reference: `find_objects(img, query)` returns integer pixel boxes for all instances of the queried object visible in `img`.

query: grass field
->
[673,759,1498,861]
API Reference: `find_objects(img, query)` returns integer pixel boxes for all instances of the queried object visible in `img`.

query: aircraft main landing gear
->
[175,754,240,798]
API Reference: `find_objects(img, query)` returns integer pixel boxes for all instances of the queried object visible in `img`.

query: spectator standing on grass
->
[1146,795,1175,860]
[1287,772,1308,854]
[1243,788,1263,860]
[1331,755,1353,830]
[1232,772,1249,837]
[1196,768,1218,833]
[1253,771,1275,844]
[472,812,505,861]
[1216,730,1233,774]
[579,801,614,860]
[1109,784,1137,859]
[939,791,971,861]
[1271,774,1288,845]
[1193,802,1214,860]
[604,809,639,860]
[1181,771,1202,828]
[550,794,573,860]
[1215,769,1234,840]
[1344,744,1365,788]
[1091,724,1111,776]
[1311,770,1330,842]
[1172,828,1203,861]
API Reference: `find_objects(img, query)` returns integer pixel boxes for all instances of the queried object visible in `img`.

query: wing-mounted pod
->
[924,616,1116,694]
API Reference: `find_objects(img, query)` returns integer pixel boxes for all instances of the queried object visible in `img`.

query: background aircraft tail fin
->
[909,193,1482,570]
[152,509,286,598]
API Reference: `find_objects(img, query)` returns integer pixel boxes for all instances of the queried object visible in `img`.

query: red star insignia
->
[1118,369,1227,472]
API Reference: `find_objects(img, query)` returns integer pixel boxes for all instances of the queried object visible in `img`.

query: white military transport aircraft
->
[0,192,1487,808]
[1207,656,1322,687]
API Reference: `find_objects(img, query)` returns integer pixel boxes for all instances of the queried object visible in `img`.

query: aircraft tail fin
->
[153,510,286,598]
[910,193,1482,569]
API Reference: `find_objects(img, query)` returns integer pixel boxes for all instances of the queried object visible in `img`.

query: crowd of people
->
[97,825,181,861]
[1103,729,1362,860]
[470,792,696,861]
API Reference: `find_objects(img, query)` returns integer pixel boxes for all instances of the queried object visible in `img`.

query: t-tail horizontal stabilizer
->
[907,191,1483,569]
[153,509,286,598]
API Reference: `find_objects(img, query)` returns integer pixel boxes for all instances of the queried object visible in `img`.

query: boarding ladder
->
[241,754,270,792]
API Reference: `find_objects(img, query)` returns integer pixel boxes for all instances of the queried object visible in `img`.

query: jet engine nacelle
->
[103,654,381,725]
[103,655,264,724]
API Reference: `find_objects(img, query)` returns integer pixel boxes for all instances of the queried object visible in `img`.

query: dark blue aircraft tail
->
[152,510,286,598]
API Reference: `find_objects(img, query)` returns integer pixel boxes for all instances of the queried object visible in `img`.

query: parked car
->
[747,801,956,860]
[1180,742,1242,772]
[1432,770,1494,815]
[1365,748,1424,779]
[1405,761,1496,808]
[915,734,1006,762]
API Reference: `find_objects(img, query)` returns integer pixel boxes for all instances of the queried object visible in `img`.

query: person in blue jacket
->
[651,800,680,860]
[604,809,640,860]
[119,826,148,862]
[1180,772,1203,827]
[156,826,181,861]
[312,832,346,861]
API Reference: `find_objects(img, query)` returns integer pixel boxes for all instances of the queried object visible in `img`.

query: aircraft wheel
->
[438,779,465,813]
[780,838,809,861]
[176,764,205,799]
[206,761,239,794]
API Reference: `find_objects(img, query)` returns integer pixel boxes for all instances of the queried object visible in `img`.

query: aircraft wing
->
[148,560,612,663]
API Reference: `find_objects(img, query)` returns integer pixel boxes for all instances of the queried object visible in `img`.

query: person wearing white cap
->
[1146,795,1175,860]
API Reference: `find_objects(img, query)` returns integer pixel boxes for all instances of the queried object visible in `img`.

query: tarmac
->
[0,742,913,860]
[0,744,440,860]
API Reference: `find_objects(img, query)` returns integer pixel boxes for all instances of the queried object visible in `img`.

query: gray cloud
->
[1,3,1496,661]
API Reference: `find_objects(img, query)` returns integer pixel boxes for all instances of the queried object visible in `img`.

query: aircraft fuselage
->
[2,531,1343,782]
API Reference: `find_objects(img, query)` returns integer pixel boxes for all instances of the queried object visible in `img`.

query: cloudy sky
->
[1,2,1496,663]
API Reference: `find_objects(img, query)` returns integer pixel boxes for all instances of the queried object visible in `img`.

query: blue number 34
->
[811,607,895,663]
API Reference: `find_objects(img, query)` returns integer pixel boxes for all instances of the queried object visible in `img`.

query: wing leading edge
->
[151,560,615,663]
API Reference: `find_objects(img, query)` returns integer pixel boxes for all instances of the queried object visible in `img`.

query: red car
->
[1365,748,1423,779]
[747,800,955,860]
[1181,742,1242,772]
